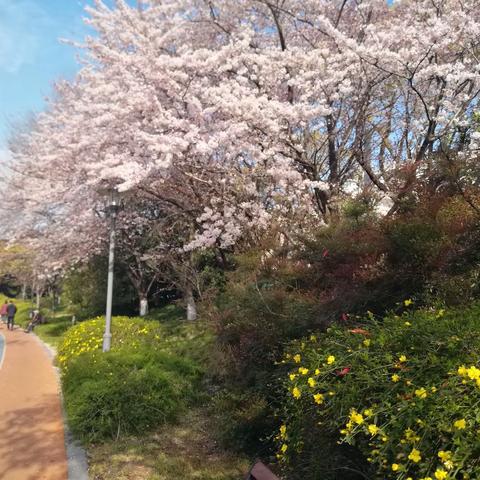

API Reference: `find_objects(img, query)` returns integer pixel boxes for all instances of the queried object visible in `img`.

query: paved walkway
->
[0,325,68,480]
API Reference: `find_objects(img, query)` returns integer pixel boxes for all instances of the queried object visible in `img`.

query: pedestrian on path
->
[7,300,17,330]
[0,300,7,324]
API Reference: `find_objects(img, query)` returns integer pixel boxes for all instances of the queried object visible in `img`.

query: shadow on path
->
[0,394,66,480]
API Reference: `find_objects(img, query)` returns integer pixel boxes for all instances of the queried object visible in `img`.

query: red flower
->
[322,249,329,258]
[341,313,349,322]
[348,328,370,336]
[336,367,351,377]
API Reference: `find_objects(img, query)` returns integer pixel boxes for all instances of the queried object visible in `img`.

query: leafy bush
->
[204,192,480,459]
[210,390,273,454]
[59,316,203,442]
[57,316,160,370]
[276,303,480,479]
[62,255,137,319]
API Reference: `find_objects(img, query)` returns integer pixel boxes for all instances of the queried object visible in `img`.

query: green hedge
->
[276,303,480,479]
[59,316,202,442]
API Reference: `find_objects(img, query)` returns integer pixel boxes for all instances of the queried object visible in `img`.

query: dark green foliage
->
[205,189,480,464]
[62,255,137,319]
[210,391,273,454]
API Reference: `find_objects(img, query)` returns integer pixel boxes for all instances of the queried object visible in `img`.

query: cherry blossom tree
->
[2,0,480,321]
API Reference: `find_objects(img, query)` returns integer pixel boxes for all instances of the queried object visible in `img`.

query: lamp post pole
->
[103,196,118,352]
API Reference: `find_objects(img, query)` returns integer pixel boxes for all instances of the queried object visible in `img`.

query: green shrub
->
[59,316,203,442]
[62,255,137,319]
[385,218,446,271]
[276,303,480,479]
[211,390,273,454]
[57,316,161,370]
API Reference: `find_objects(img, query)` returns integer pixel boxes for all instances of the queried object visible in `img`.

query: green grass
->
[88,408,250,480]
[146,303,185,323]
[33,313,73,348]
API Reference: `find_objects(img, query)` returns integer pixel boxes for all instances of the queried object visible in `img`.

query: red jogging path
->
[0,326,68,480]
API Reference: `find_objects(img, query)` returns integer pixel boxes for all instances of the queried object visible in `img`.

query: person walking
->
[7,300,17,331]
[0,301,7,324]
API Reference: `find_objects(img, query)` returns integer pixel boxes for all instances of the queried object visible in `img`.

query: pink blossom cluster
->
[2,0,480,271]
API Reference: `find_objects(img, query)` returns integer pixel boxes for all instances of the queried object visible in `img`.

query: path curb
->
[32,333,89,480]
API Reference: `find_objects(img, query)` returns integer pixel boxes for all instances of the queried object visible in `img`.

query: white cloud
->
[0,0,52,74]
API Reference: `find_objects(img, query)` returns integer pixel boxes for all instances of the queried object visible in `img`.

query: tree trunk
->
[21,283,26,300]
[139,296,149,317]
[185,285,197,321]
[36,287,41,309]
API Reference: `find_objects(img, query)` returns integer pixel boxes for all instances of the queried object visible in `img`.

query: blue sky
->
[0,0,391,156]
[0,0,94,153]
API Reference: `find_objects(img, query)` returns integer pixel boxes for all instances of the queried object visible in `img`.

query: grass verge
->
[88,408,249,480]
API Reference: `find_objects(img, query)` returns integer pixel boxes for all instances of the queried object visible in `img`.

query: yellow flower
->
[289,373,297,381]
[367,424,379,436]
[279,425,287,437]
[363,339,371,347]
[391,463,400,471]
[327,355,335,365]
[404,299,413,306]
[444,460,454,471]
[391,374,400,382]
[415,388,428,399]
[298,367,309,375]
[314,368,321,375]
[349,409,364,425]
[438,450,451,462]
[434,469,448,480]
[466,366,480,380]
[404,321,412,326]
[408,448,422,463]
[313,393,324,404]
[292,387,301,399]
[453,418,466,430]
[310,334,317,342]
[281,444,288,453]
[293,354,301,363]
[364,409,373,417]
[307,377,316,388]
[399,355,407,363]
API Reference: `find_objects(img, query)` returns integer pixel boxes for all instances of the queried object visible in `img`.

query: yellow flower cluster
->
[58,316,160,371]
[408,448,422,463]
[415,387,428,399]
[458,365,480,387]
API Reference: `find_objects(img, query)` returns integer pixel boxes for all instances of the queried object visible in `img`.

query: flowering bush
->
[59,316,202,442]
[57,316,161,372]
[276,304,480,480]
